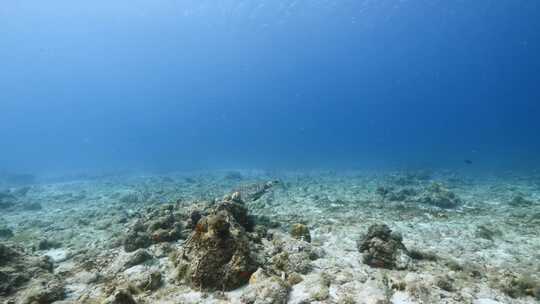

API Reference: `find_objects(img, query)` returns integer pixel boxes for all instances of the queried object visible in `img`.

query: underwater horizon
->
[1,0,540,176]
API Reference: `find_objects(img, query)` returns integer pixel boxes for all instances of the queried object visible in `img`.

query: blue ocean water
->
[1,0,539,174]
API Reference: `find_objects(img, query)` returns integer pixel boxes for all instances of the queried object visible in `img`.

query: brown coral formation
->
[123,204,184,252]
[357,223,410,270]
[173,194,260,291]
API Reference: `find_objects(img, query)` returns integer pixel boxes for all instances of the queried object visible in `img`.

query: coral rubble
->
[0,243,64,303]
[1,171,539,304]
[357,223,410,270]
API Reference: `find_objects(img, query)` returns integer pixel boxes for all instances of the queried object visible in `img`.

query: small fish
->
[464,159,473,165]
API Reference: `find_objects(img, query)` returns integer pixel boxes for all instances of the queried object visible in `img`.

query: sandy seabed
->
[1,170,539,304]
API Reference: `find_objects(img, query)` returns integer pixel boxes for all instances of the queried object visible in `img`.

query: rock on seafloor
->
[241,268,291,304]
[173,194,261,291]
[0,243,64,301]
[357,223,411,270]
[123,204,184,252]
[289,223,311,243]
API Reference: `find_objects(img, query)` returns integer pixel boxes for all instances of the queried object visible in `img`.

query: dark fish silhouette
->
[464,159,473,165]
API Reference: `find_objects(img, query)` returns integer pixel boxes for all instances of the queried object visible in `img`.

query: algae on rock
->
[357,224,410,270]
[0,243,64,303]
[123,204,184,252]
[174,194,260,291]
[289,223,311,243]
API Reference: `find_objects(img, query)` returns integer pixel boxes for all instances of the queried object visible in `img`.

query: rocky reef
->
[123,204,184,252]
[1,172,539,304]
[0,191,16,209]
[173,192,261,291]
[0,187,43,212]
[0,243,64,303]
[289,223,311,243]
[357,223,410,270]
[241,268,291,304]
[377,181,463,209]
[417,182,462,208]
